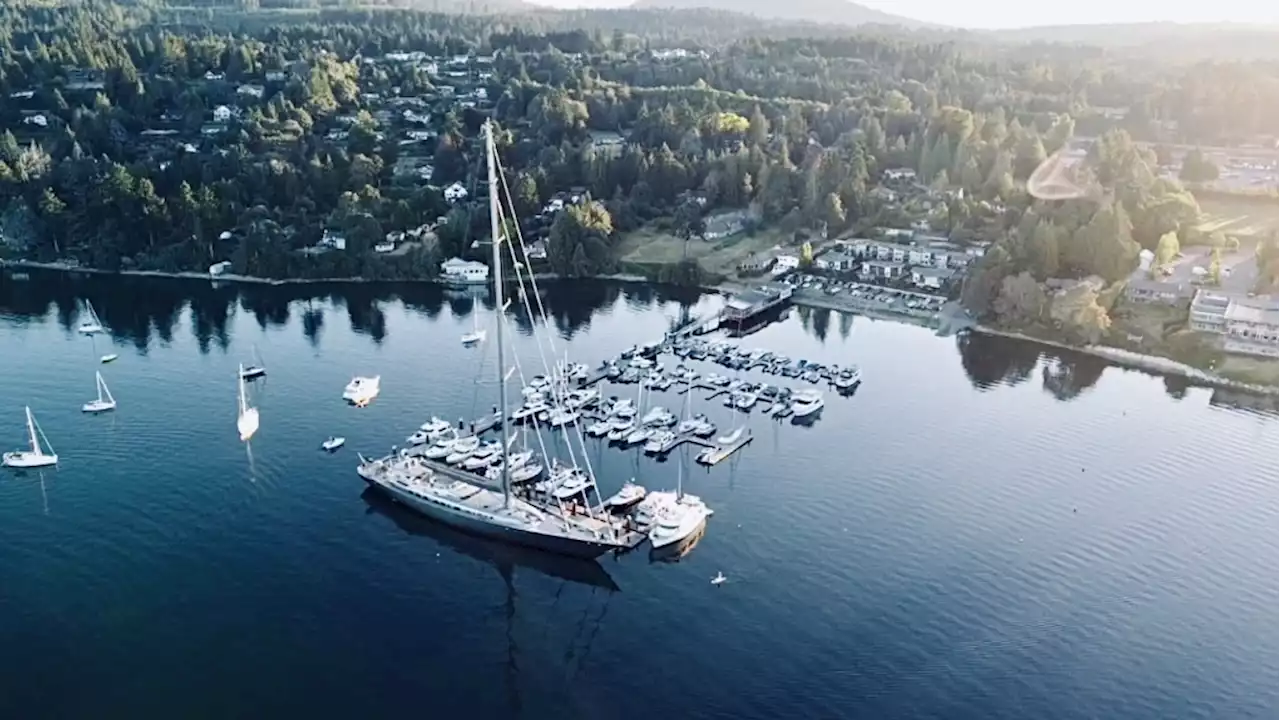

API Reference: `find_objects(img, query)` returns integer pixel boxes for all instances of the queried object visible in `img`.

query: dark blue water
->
[1,272,1276,720]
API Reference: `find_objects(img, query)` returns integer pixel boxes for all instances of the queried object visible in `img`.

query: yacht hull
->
[364,473,621,559]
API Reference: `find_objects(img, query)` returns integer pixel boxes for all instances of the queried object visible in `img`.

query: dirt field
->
[1195,195,1279,239]
[617,226,792,278]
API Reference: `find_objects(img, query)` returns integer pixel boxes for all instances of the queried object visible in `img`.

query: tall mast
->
[485,121,513,508]
[26,407,39,454]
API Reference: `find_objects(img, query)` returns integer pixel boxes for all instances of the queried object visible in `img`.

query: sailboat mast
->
[485,121,513,508]
[237,365,247,413]
[25,406,40,454]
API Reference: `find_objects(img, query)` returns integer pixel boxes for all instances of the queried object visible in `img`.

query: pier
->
[719,284,793,333]
[695,431,753,466]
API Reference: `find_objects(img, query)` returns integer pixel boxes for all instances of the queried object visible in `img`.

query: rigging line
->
[495,155,607,516]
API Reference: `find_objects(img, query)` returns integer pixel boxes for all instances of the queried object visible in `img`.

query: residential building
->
[265,70,288,83]
[1190,290,1279,357]
[22,114,47,128]
[861,260,903,280]
[212,105,232,123]
[910,266,955,290]
[772,254,800,276]
[444,182,468,203]
[237,84,265,99]
[738,253,775,275]
[209,261,232,276]
[320,229,347,251]
[883,168,916,183]
[440,257,490,285]
[525,241,548,261]
[1126,276,1194,305]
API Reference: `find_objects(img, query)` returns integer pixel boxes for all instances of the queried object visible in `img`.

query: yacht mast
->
[26,406,40,454]
[485,121,513,508]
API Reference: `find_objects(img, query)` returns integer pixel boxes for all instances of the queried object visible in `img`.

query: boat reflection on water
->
[360,487,620,592]
[649,521,707,564]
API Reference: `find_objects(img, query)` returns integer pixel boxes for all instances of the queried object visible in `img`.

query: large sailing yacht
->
[358,121,627,559]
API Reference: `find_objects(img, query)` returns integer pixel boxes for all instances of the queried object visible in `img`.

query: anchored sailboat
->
[78,299,104,335]
[240,345,267,380]
[236,364,259,442]
[82,371,117,413]
[461,309,487,345]
[3,407,58,468]
[357,121,627,559]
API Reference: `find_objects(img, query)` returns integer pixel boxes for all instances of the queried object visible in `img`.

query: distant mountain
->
[627,0,935,30]
[984,22,1279,61]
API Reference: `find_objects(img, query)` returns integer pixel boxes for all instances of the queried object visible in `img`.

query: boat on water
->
[586,419,612,437]
[422,432,461,459]
[322,436,346,452]
[547,407,581,428]
[606,418,635,442]
[100,353,119,364]
[240,345,267,380]
[81,371,117,413]
[733,391,758,411]
[343,375,381,405]
[603,481,646,510]
[623,426,653,446]
[407,429,431,446]
[236,364,260,442]
[78,299,104,335]
[509,462,544,484]
[834,366,863,390]
[3,407,58,469]
[649,494,713,552]
[420,417,453,436]
[609,398,635,419]
[461,311,487,345]
[357,123,627,560]
[463,441,503,470]
[445,435,482,464]
[791,388,825,418]
[644,430,677,454]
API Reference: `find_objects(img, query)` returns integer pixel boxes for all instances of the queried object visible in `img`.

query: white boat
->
[644,430,676,454]
[609,399,635,419]
[236,364,259,442]
[606,419,635,442]
[512,401,548,422]
[565,388,599,409]
[552,471,595,500]
[420,417,453,436]
[100,353,119,364]
[444,436,481,464]
[3,407,58,469]
[240,345,267,380]
[548,407,581,428]
[604,481,646,509]
[407,430,431,446]
[716,427,745,445]
[623,426,653,446]
[509,462,544,483]
[650,494,713,551]
[733,392,758,410]
[463,441,503,470]
[342,375,381,405]
[81,371,117,413]
[791,389,825,417]
[461,312,487,345]
[641,406,670,426]
[587,420,612,437]
[78,300,104,334]
[506,450,535,469]
[835,366,863,390]
[322,436,346,452]
[423,433,460,459]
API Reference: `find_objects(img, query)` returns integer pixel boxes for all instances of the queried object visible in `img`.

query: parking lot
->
[783,272,948,317]
[1152,247,1259,294]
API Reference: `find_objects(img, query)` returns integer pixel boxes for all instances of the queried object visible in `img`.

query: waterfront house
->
[1189,289,1279,357]
[444,182,468,204]
[212,105,232,123]
[209,261,232,276]
[1126,276,1194,305]
[441,257,489,285]
[525,241,548,261]
[320,229,347,251]
[237,84,265,99]
[772,254,800,276]
[738,253,775,275]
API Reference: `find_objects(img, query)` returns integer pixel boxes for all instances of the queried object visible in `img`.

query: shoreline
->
[973,324,1279,396]
[0,259,652,288]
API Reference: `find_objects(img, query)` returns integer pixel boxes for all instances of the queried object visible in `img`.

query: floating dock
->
[696,431,753,466]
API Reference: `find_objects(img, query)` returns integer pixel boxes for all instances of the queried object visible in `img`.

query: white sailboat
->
[82,371,117,413]
[461,310,487,345]
[78,300,104,335]
[648,446,712,553]
[236,364,260,442]
[241,345,267,380]
[3,407,58,468]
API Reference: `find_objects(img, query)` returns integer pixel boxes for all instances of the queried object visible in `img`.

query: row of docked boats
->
[670,337,863,390]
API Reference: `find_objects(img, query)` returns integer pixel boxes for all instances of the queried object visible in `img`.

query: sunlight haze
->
[523,0,1280,28]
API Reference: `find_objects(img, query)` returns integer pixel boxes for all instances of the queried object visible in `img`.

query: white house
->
[236,84,265,98]
[320,229,347,251]
[911,266,955,289]
[525,241,548,260]
[861,260,903,279]
[204,71,225,81]
[444,182,468,204]
[209,261,232,276]
[22,114,47,127]
[374,240,397,253]
[884,168,917,182]
[772,254,800,276]
[440,257,489,285]
[212,105,232,123]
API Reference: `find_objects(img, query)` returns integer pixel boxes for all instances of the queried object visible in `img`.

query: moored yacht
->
[603,481,646,510]
[644,430,677,454]
[445,435,482,464]
[420,417,453,436]
[343,375,381,405]
[834,366,863,390]
[463,441,503,470]
[649,494,714,552]
[790,388,825,418]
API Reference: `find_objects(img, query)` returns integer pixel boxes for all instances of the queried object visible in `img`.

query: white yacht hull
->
[362,471,621,559]
[3,451,58,469]
[81,400,116,413]
[792,401,824,418]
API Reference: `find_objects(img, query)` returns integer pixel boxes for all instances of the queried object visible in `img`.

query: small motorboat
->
[606,419,635,442]
[422,432,459,459]
[463,441,502,470]
[587,420,612,437]
[509,462,544,484]
[644,431,676,454]
[623,426,653,446]
[552,471,595,500]
[406,430,431,445]
[420,417,453,435]
[321,436,345,452]
[100,354,119,364]
[716,427,745,445]
[445,436,481,465]
[604,480,647,509]
[461,329,486,345]
[711,572,727,586]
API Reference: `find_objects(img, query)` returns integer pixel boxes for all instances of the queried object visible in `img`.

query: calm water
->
[1,271,1276,720]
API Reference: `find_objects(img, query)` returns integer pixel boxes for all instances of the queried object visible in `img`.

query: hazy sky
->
[523,0,1280,29]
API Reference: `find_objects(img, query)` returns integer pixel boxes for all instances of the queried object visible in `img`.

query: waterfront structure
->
[440,257,490,285]
[720,284,793,331]
[1189,289,1279,357]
